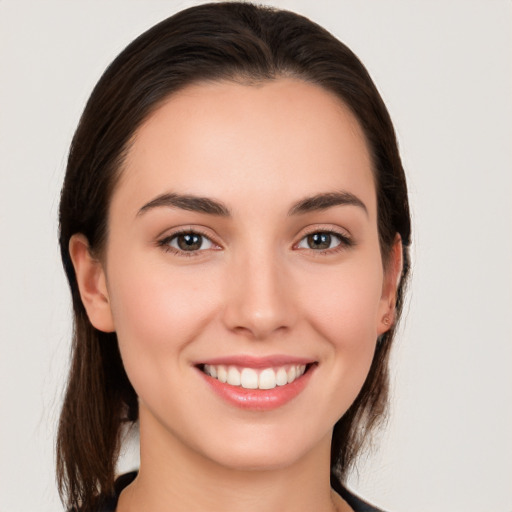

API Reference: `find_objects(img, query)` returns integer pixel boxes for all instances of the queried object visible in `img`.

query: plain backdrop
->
[1,1,511,511]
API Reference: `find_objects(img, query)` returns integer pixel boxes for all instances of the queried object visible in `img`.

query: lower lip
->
[198,366,315,411]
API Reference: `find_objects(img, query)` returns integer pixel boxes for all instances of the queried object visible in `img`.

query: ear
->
[69,234,115,333]
[377,235,403,336]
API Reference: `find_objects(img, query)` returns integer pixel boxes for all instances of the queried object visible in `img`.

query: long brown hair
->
[57,3,411,510]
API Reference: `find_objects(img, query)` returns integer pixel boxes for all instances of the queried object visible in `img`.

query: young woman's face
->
[89,79,397,470]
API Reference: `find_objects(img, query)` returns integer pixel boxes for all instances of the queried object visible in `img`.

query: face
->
[75,78,399,471]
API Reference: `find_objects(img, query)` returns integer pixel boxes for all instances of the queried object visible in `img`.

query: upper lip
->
[195,355,316,369]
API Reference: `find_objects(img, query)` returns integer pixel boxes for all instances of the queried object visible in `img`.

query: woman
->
[57,2,411,511]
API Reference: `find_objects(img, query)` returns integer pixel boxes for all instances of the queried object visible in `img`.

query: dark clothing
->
[96,472,136,512]
[332,474,386,512]
[96,471,385,512]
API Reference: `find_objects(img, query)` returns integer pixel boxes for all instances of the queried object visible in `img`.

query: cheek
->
[300,258,384,348]
[303,266,383,416]
[105,259,220,374]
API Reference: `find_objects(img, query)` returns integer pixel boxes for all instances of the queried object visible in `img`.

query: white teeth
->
[276,367,288,386]
[227,366,241,386]
[259,368,276,389]
[217,365,227,383]
[203,363,308,390]
[240,368,258,389]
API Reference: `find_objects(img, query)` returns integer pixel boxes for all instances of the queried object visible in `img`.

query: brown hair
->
[57,2,411,510]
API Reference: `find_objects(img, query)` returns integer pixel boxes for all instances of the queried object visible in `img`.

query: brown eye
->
[297,231,349,251]
[306,233,333,250]
[177,233,202,251]
[166,232,214,252]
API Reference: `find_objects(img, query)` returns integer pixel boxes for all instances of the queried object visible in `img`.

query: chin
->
[193,423,331,473]
[206,446,307,472]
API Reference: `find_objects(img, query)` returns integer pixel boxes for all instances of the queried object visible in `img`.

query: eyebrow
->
[137,193,231,217]
[137,190,367,218]
[288,191,368,216]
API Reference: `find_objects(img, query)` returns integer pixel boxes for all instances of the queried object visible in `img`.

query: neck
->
[118,411,349,512]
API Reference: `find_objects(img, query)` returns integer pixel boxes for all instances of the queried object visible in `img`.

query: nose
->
[221,249,297,340]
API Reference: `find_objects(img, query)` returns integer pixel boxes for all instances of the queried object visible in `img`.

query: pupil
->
[308,233,331,250]
[178,233,201,251]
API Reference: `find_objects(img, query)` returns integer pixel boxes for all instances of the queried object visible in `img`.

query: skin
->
[70,78,402,512]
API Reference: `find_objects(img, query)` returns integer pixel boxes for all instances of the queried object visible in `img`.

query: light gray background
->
[1,1,511,511]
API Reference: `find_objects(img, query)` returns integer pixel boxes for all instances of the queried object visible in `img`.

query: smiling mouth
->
[198,363,315,390]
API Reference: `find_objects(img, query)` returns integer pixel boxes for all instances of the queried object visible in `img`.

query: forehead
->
[115,78,376,218]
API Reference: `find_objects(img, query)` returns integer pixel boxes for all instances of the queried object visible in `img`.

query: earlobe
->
[377,235,403,335]
[69,234,115,333]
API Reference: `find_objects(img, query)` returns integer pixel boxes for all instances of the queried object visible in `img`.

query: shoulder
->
[94,471,138,512]
[331,476,387,512]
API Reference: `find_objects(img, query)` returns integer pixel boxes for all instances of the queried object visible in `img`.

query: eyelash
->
[295,228,354,255]
[157,228,353,257]
[157,228,219,257]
